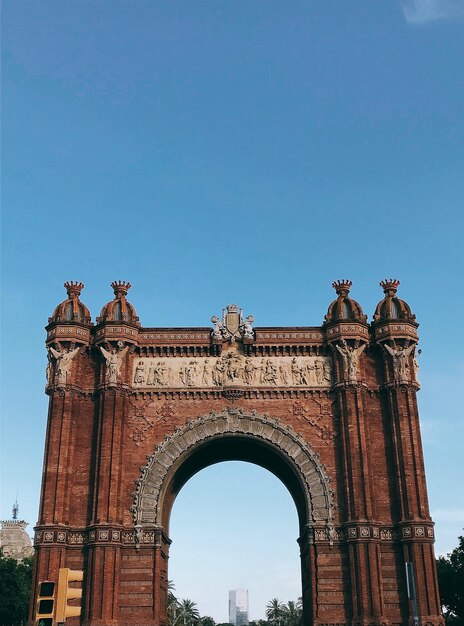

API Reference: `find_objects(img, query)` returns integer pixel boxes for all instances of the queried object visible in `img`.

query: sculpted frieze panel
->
[131,354,332,389]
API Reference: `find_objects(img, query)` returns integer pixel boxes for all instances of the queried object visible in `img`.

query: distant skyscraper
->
[229,589,249,626]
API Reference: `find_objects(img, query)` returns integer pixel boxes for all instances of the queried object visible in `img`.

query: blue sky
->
[1,1,463,621]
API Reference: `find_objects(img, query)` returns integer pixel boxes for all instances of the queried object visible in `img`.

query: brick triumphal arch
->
[32,280,443,626]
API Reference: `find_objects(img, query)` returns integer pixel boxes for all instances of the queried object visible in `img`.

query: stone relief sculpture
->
[384,343,415,383]
[184,361,199,387]
[201,360,211,386]
[49,345,80,385]
[261,359,278,385]
[335,340,366,383]
[132,354,333,389]
[100,342,129,384]
[134,361,146,385]
[243,358,257,385]
[279,361,289,385]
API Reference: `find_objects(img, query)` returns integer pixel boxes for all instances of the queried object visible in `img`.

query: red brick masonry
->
[30,281,443,626]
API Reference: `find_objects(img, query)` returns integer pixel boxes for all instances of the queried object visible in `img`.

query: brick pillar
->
[38,390,76,525]
[29,389,76,624]
[384,384,442,625]
[335,383,385,626]
[85,387,125,626]
[299,525,317,624]
[154,529,171,626]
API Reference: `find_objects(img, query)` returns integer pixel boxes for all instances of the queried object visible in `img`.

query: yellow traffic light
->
[55,568,84,623]
[35,580,55,625]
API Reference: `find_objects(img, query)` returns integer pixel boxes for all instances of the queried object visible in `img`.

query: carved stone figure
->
[242,315,254,340]
[224,352,242,383]
[100,344,129,384]
[147,363,156,385]
[336,340,366,383]
[151,362,162,386]
[279,362,289,385]
[291,358,303,385]
[213,358,226,386]
[314,359,323,384]
[384,343,415,383]
[46,352,52,386]
[49,345,80,385]
[201,360,211,386]
[306,360,315,384]
[243,358,256,385]
[262,359,278,385]
[413,349,420,383]
[184,361,198,387]
[134,361,146,384]
[290,358,308,385]
[211,316,223,340]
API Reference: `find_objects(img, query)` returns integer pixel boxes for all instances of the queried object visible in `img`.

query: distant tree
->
[282,600,302,626]
[167,580,181,626]
[200,617,216,626]
[0,553,33,626]
[266,598,285,625]
[437,535,464,625]
[177,598,200,626]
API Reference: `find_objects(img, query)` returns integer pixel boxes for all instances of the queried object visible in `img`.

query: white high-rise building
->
[229,589,249,626]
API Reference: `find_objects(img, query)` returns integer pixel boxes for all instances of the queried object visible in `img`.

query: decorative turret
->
[373,279,416,322]
[324,280,369,385]
[48,282,91,325]
[95,281,140,347]
[373,279,419,387]
[97,281,140,325]
[324,280,367,324]
[46,282,92,348]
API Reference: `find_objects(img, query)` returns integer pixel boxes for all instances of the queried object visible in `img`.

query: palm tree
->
[167,581,181,626]
[282,600,302,626]
[177,598,200,626]
[266,598,285,625]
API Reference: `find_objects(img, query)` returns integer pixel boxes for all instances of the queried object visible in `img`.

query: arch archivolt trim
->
[131,408,334,528]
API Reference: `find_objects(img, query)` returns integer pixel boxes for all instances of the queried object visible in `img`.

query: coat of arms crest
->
[211,304,254,343]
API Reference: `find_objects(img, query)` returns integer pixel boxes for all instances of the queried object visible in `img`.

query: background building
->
[229,589,249,626]
[0,501,34,561]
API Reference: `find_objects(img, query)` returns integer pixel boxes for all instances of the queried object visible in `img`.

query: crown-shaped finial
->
[380,279,400,296]
[64,281,84,298]
[111,280,132,298]
[332,279,352,296]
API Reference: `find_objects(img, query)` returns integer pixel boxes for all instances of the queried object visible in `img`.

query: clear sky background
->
[1,1,463,622]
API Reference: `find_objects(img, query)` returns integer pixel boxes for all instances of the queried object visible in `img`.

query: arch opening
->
[169,461,302,623]
[131,409,334,625]
[162,435,308,534]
